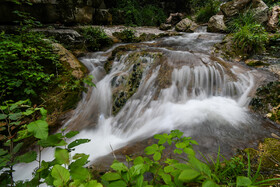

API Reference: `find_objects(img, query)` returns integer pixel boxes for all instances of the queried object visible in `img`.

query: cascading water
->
[14,28,276,181]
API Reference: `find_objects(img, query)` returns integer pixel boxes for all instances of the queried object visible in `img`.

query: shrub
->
[80,27,112,52]
[233,24,269,56]
[113,28,137,43]
[195,0,220,23]
[226,11,256,33]
[110,0,167,26]
[0,31,60,102]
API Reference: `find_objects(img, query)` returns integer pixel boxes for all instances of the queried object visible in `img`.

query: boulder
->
[220,0,251,17]
[93,9,112,25]
[175,18,198,32]
[159,23,172,31]
[75,6,94,24]
[52,43,85,79]
[267,6,280,31]
[207,15,227,33]
[251,0,269,23]
[33,28,85,50]
[166,12,184,25]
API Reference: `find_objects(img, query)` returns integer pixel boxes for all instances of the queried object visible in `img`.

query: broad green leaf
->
[22,109,34,116]
[70,166,90,181]
[68,139,90,149]
[133,156,144,165]
[85,180,103,187]
[9,112,22,120]
[173,163,192,170]
[39,108,47,120]
[108,180,127,187]
[73,153,87,160]
[183,147,196,156]
[136,175,144,187]
[65,131,79,138]
[153,151,161,161]
[160,173,172,184]
[38,134,66,147]
[55,148,69,165]
[189,156,211,177]
[202,180,219,187]
[164,166,174,173]
[69,155,89,169]
[27,120,48,140]
[15,151,37,163]
[37,160,49,173]
[178,169,201,182]
[0,114,8,120]
[111,161,128,172]
[236,176,252,186]
[144,144,158,155]
[101,172,121,181]
[51,164,70,187]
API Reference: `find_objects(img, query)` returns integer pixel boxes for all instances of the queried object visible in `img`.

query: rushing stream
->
[15,28,277,181]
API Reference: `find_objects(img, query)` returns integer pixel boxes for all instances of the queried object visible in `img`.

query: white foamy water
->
[14,30,272,182]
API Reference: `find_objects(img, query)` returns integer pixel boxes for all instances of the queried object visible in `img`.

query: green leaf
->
[144,144,158,155]
[108,180,127,187]
[85,180,103,187]
[0,149,8,156]
[102,172,121,181]
[178,169,201,182]
[153,151,161,161]
[15,151,37,163]
[0,114,8,120]
[9,112,22,120]
[39,108,47,120]
[70,166,90,181]
[70,154,89,168]
[111,161,128,172]
[164,166,174,173]
[38,134,66,147]
[68,139,90,149]
[27,120,48,140]
[160,173,172,184]
[65,131,79,138]
[183,147,196,156]
[136,175,144,187]
[51,165,70,187]
[133,156,144,165]
[236,176,252,186]
[55,148,69,165]
[202,180,219,187]
[13,142,23,154]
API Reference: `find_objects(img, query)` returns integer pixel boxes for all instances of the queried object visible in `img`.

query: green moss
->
[250,81,280,123]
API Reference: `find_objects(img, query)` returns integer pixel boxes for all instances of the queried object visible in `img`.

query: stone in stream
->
[175,18,198,32]
[267,6,280,32]
[207,15,227,33]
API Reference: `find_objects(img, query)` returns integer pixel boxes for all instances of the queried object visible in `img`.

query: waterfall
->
[14,29,273,181]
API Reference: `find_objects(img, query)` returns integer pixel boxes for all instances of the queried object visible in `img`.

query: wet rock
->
[220,0,251,17]
[245,59,269,67]
[75,6,94,24]
[175,18,198,32]
[207,15,227,33]
[166,12,185,25]
[268,64,280,77]
[220,0,268,23]
[159,23,172,31]
[33,28,85,50]
[52,43,86,79]
[267,6,280,32]
[251,0,269,24]
[93,9,112,25]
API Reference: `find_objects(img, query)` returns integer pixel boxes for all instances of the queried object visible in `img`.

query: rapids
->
[14,28,277,181]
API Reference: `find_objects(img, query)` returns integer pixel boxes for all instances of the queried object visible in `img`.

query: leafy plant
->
[113,28,137,43]
[0,100,48,186]
[226,11,256,33]
[233,24,269,57]
[79,27,113,52]
[195,0,220,23]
